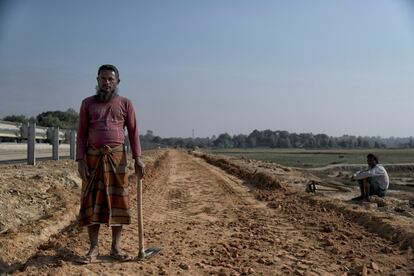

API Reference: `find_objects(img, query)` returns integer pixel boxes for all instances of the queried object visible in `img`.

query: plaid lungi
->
[78,144,131,226]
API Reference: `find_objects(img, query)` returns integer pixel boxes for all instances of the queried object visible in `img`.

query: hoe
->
[135,178,162,261]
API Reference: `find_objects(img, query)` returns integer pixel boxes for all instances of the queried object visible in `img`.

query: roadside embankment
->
[0,149,169,272]
[193,151,414,251]
[191,151,297,191]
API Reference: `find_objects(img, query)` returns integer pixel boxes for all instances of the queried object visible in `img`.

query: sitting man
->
[351,153,389,201]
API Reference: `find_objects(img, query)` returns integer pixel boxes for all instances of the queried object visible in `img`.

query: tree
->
[36,108,79,129]
[315,134,329,148]
[289,133,301,147]
[247,130,260,147]
[213,133,233,148]
[233,134,247,148]
[277,137,291,148]
[327,137,337,148]
[2,115,28,124]
[362,140,371,148]
[277,131,291,148]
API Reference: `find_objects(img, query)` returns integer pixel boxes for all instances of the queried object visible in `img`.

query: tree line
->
[2,109,79,129]
[140,129,414,149]
[3,111,413,149]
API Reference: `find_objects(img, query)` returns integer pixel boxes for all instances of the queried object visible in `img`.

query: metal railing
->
[0,121,76,165]
[0,120,134,165]
[0,120,22,138]
[0,120,69,141]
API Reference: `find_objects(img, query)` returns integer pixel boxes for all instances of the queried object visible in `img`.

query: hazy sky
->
[1,0,414,138]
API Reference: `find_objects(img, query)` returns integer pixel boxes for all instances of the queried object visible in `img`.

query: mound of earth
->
[194,151,414,250]
[0,149,168,269]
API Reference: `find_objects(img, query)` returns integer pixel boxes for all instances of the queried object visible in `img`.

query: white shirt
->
[353,164,389,190]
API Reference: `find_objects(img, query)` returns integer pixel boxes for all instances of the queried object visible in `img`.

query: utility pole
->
[192,129,195,139]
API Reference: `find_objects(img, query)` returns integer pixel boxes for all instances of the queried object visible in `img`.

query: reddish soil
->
[0,150,413,275]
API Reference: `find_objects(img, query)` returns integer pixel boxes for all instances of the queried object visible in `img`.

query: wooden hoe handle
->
[137,178,145,259]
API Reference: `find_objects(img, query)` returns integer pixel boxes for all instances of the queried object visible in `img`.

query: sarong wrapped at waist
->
[78,144,131,226]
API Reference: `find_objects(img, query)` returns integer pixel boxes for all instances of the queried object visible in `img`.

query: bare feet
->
[110,247,131,261]
[80,245,99,263]
[77,246,133,264]
[110,225,130,261]
[351,195,364,202]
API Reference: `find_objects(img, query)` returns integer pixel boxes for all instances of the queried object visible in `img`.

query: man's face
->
[97,70,119,93]
[367,157,377,168]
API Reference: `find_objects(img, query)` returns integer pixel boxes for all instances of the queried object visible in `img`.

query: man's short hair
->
[98,64,120,79]
[367,153,378,163]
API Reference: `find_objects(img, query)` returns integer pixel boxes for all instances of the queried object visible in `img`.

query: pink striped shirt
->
[76,95,141,160]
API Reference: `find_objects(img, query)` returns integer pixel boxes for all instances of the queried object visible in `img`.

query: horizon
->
[1,1,414,138]
[1,112,412,140]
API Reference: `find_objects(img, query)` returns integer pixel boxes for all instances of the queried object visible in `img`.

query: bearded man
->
[76,64,145,262]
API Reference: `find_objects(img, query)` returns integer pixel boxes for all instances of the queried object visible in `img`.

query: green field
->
[210,148,414,168]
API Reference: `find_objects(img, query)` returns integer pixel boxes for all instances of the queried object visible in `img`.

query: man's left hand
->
[134,157,145,179]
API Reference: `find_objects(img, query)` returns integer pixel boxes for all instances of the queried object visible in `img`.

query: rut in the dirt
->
[12,150,414,275]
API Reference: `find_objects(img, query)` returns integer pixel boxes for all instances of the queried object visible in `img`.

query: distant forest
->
[3,111,413,149]
[2,109,79,129]
[140,130,414,150]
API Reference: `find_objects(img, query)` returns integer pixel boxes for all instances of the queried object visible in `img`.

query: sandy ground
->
[1,149,414,275]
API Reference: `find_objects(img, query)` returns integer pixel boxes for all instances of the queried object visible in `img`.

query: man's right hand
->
[77,160,90,181]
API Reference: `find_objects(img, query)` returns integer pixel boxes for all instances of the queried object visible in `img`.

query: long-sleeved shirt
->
[353,164,389,190]
[76,95,141,160]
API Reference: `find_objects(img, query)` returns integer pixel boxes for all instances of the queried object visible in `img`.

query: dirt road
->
[13,150,414,275]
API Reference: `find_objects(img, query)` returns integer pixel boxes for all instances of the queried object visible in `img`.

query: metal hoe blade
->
[137,247,162,261]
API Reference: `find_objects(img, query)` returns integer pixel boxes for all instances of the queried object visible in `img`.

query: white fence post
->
[70,130,76,160]
[27,122,36,165]
[52,127,59,160]
[21,123,28,139]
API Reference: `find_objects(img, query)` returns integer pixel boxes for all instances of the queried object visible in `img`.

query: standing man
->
[351,153,389,201]
[76,64,145,262]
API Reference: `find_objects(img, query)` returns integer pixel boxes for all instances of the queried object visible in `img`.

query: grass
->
[210,148,414,168]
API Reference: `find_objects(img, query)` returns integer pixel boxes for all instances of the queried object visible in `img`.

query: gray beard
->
[95,86,119,102]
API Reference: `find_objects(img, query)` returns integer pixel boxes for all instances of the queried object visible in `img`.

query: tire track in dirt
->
[15,150,414,275]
